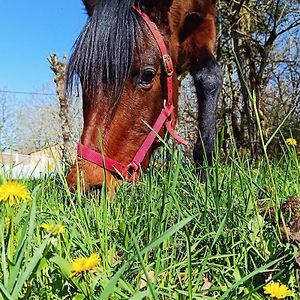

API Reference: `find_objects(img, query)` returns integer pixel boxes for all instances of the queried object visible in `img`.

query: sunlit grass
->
[0,136,299,299]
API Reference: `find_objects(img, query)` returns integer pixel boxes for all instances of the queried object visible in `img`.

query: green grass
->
[0,139,299,299]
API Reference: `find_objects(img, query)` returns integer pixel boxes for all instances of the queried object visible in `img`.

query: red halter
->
[77,6,188,182]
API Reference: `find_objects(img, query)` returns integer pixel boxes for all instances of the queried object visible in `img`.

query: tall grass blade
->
[185,229,193,300]
[140,217,193,256]
[0,282,12,300]
[265,106,295,149]
[11,234,51,299]
[219,256,287,299]
[131,231,158,300]
[7,199,37,293]
[129,290,151,300]
[0,223,8,288]
[50,255,71,277]
[211,210,229,249]
[99,263,128,300]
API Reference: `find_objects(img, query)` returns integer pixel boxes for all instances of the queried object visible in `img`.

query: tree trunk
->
[48,54,73,166]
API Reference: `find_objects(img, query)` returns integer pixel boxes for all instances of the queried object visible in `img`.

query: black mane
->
[67,0,143,104]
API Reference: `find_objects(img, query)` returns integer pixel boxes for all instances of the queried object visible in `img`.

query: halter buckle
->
[162,54,174,77]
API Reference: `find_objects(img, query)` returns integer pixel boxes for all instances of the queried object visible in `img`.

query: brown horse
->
[66,0,223,192]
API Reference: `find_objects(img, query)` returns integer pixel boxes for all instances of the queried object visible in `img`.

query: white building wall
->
[0,152,57,179]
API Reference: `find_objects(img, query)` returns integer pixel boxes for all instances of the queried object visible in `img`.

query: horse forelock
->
[66,0,144,105]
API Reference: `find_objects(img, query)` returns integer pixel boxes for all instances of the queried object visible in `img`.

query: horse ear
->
[82,0,98,16]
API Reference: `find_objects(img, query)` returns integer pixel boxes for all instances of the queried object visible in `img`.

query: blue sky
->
[0,0,87,100]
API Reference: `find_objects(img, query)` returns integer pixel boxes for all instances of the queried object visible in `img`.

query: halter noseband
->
[77,6,188,182]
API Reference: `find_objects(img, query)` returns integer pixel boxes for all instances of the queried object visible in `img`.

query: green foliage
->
[0,138,299,299]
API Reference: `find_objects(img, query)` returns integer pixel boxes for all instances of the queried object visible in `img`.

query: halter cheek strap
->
[77,6,188,182]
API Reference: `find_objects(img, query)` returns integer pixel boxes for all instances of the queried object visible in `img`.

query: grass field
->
[0,137,299,299]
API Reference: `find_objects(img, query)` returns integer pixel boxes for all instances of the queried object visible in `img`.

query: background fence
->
[0,152,57,179]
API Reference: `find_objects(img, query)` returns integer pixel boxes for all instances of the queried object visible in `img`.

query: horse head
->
[66,0,222,192]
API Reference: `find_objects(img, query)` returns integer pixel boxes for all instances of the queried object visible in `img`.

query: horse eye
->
[140,68,156,85]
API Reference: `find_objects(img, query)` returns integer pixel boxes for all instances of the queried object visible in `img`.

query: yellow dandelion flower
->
[0,181,32,206]
[47,162,54,171]
[40,223,65,236]
[71,253,99,275]
[263,281,292,299]
[286,138,297,146]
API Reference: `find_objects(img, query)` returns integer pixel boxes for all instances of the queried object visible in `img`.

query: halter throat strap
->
[77,6,188,182]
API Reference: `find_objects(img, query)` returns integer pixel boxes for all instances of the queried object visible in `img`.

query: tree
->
[216,0,300,156]
[48,54,73,165]
[176,0,300,159]
[13,85,82,157]
[0,89,17,151]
